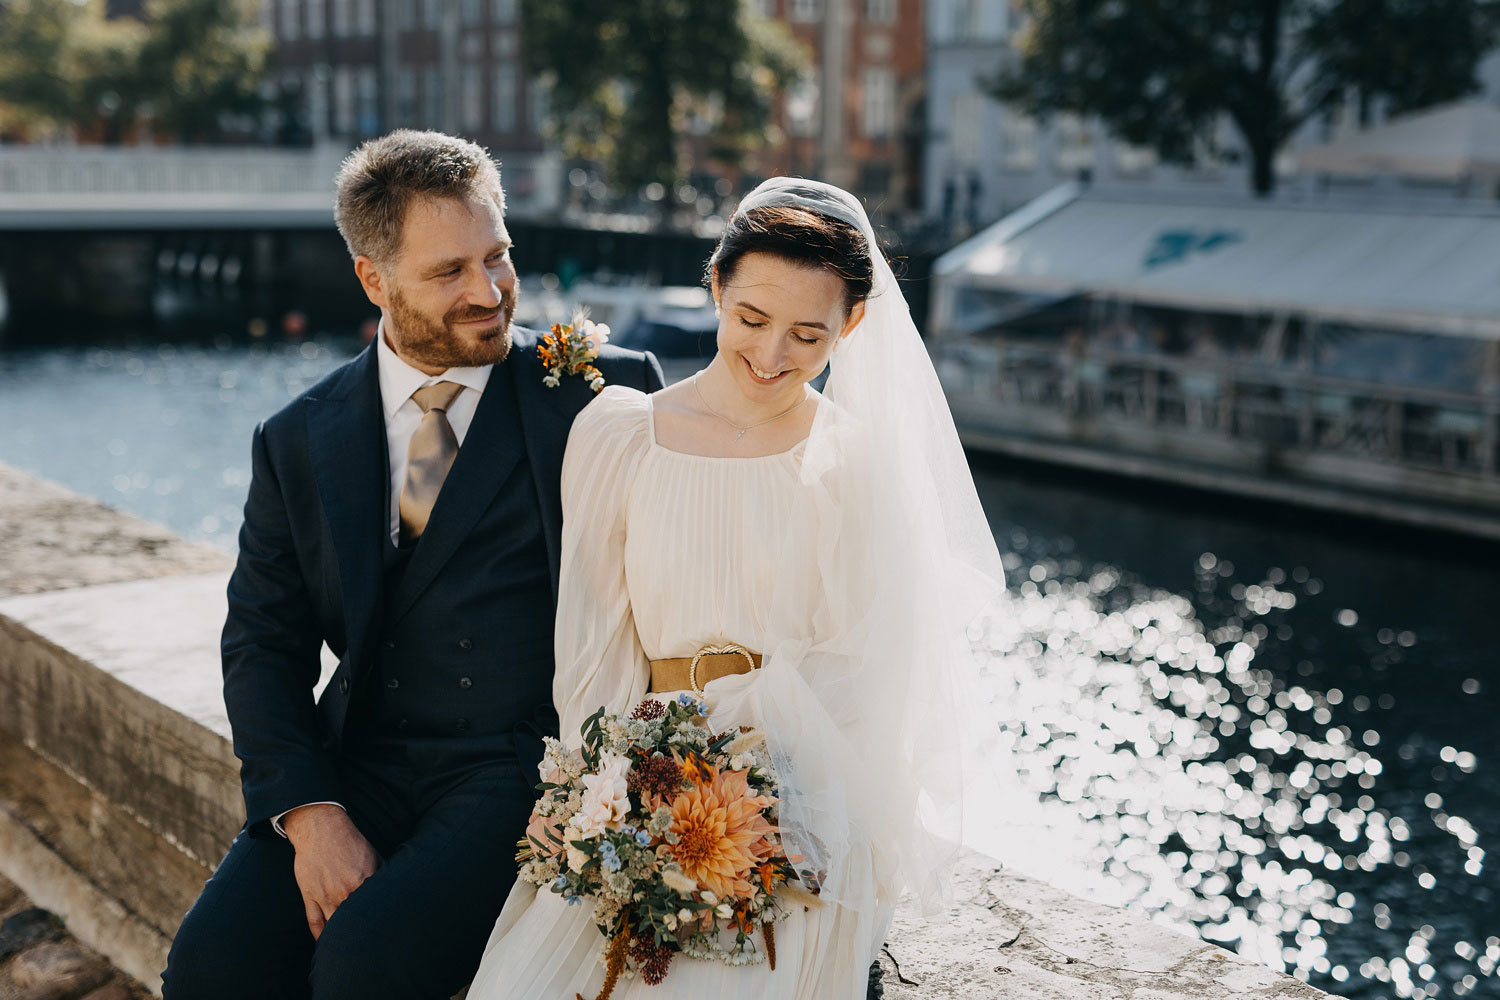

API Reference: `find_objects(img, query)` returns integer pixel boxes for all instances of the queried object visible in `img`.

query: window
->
[423,0,441,28]
[935,0,991,42]
[461,65,482,130]
[331,0,351,36]
[492,0,518,22]
[357,67,379,133]
[1051,112,1093,173]
[279,0,298,41]
[463,0,483,23]
[528,77,549,133]
[493,66,518,132]
[1113,142,1158,177]
[424,66,443,125]
[999,111,1038,171]
[859,164,892,199]
[950,92,983,169]
[357,0,376,33]
[786,70,818,137]
[399,0,416,29]
[259,0,273,33]
[306,0,323,38]
[306,69,328,134]
[866,0,896,23]
[748,0,776,16]
[791,0,821,22]
[397,67,417,123]
[860,67,894,139]
[333,66,355,133]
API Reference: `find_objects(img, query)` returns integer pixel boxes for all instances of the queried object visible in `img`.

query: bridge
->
[0,142,563,230]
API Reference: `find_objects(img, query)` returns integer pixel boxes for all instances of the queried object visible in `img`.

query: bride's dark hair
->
[706,204,876,312]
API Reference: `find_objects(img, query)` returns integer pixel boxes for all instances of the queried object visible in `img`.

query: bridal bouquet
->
[515,696,806,1000]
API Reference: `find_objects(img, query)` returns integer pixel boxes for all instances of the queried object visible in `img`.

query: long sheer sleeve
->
[552,385,654,743]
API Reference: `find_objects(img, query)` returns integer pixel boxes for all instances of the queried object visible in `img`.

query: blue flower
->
[676,693,694,706]
[603,853,623,873]
[621,824,637,836]
[635,829,652,847]
[566,894,583,906]
[551,875,567,891]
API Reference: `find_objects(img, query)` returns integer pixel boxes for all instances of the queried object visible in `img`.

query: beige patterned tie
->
[398,381,465,545]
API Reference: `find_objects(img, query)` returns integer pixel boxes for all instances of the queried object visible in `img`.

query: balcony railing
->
[935,341,1500,481]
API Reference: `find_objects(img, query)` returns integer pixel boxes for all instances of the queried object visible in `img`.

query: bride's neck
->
[697,356,807,425]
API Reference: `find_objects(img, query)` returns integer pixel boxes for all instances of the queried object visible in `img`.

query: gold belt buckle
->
[689,643,756,695]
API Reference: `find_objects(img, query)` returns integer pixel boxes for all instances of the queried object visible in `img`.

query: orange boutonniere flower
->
[539,307,608,392]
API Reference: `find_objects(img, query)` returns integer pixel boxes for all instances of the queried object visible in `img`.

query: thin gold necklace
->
[693,371,810,442]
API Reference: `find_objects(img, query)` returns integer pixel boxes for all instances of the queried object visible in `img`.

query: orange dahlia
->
[663,765,776,901]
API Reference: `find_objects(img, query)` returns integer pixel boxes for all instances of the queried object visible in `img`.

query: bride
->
[466,177,1005,999]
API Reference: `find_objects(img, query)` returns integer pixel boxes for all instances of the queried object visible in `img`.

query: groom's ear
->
[353,255,388,309]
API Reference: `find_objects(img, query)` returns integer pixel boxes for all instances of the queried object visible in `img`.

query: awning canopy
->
[932,184,1500,339]
[1294,99,1500,181]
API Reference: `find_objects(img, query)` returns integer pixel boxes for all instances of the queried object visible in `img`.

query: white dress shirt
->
[272,322,496,838]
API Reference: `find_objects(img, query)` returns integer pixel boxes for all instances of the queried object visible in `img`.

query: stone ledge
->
[0,463,229,600]
[878,851,1330,999]
[0,463,1338,999]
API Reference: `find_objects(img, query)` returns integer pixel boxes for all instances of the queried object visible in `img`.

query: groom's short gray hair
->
[334,129,506,265]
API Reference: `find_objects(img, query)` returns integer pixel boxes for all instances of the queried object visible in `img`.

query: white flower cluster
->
[541,737,585,781]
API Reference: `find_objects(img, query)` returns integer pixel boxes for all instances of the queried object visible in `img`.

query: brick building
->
[264,0,924,216]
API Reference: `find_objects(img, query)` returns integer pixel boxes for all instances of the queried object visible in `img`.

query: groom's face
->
[359,192,518,374]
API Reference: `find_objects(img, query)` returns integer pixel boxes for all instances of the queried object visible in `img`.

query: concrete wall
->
[0,462,1338,999]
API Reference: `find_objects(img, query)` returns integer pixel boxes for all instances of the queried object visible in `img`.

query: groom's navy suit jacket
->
[221,326,663,838]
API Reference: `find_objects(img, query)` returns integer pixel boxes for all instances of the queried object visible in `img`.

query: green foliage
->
[520,0,805,193]
[0,0,268,142]
[989,0,1500,194]
[135,0,269,141]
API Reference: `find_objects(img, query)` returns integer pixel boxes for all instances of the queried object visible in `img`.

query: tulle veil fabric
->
[700,177,1007,923]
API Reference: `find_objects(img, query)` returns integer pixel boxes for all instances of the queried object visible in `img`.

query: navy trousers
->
[162,741,535,1000]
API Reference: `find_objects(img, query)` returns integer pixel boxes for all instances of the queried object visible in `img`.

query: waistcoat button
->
[458,676,473,689]
[338,676,349,694]
[458,638,474,651]
[386,678,399,690]
[456,718,470,731]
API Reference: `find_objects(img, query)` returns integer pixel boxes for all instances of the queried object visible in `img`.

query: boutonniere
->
[539,307,609,393]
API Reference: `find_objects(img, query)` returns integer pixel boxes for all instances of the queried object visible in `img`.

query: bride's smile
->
[708,251,866,416]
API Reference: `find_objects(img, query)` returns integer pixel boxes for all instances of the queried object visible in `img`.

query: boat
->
[927,184,1500,539]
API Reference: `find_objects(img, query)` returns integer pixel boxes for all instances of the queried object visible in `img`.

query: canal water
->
[0,335,1495,1000]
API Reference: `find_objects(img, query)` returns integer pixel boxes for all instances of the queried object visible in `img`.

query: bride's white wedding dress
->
[466,386,890,999]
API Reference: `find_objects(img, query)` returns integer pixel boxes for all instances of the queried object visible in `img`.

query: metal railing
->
[0,144,563,215]
[935,342,1500,480]
[0,144,352,195]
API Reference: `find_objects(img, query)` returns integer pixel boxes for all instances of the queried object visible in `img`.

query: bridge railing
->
[0,143,351,195]
[0,143,562,218]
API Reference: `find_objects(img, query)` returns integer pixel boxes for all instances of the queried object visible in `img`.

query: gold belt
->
[649,643,762,695]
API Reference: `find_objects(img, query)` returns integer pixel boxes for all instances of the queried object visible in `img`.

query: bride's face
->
[712,252,865,404]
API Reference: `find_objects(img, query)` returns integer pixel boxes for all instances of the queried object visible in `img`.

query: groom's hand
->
[282,803,381,940]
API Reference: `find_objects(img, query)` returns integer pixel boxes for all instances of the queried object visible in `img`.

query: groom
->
[162,130,663,999]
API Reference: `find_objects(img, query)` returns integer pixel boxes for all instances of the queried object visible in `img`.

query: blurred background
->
[2,1,1499,997]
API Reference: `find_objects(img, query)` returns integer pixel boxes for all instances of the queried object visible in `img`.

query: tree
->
[520,0,805,195]
[0,0,266,143]
[0,0,112,136]
[133,0,268,143]
[988,0,1500,196]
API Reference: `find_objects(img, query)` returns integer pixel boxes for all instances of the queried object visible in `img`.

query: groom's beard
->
[386,283,517,369]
